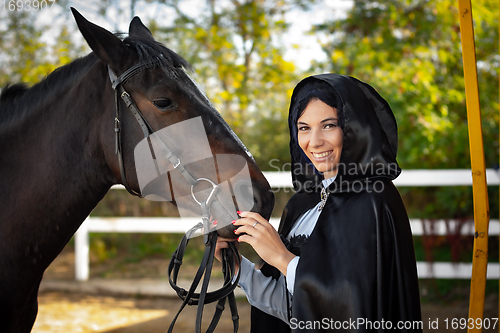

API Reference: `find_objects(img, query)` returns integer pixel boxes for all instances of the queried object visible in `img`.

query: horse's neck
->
[0,60,115,254]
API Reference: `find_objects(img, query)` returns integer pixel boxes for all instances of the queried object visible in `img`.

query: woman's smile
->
[311,150,333,159]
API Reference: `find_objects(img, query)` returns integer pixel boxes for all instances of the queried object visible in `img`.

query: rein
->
[108,61,241,332]
[168,224,241,333]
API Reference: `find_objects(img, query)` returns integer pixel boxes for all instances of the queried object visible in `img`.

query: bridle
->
[168,223,241,333]
[108,60,198,196]
[108,60,241,332]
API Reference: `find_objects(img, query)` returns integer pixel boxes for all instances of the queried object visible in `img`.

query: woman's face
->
[297,98,343,179]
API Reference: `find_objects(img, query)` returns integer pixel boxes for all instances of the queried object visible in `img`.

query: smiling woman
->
[216,74,422,332]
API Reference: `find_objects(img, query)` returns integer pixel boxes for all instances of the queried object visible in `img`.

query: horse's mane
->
[0,34,191,128]
[0,83,29,103]
[0,54,98,128]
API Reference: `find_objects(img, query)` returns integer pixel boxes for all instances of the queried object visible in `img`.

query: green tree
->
[147,0,314,169]
[313,0,498,169]
[312,0,499,219]
[0,10,49,86]
[0,10,85,88]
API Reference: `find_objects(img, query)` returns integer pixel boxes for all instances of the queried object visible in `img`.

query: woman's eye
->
[153,98,173,110]
[324,123,338,129]
[298,126,309,132]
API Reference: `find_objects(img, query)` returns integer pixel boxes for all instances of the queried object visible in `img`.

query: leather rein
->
[108,61,241,333]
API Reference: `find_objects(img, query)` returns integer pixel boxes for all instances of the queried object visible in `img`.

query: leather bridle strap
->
[167,223,241,333]
[108,62,199,197]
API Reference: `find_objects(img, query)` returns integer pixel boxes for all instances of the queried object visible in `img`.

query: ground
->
[32,246,499,332]
[32,292,251,333]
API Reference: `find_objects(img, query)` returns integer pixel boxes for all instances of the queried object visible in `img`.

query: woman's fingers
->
[215,236,241,263]
[216,240,229,249]
[215,238,230,261]
[238,211,268,225]
[230,211,295,276]
[218,237,237,243]
[232,211,270,237]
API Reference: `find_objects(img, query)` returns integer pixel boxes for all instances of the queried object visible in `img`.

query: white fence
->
[74,169,500,281]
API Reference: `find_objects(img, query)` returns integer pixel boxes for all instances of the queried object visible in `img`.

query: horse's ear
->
[71,7,131,67]
[129,17,155,41]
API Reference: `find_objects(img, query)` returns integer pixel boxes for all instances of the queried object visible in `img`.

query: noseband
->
[108,61,241,332]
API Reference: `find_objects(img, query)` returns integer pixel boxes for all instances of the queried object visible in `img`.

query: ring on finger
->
[252,221,258,228]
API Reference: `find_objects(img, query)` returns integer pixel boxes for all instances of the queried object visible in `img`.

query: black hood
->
[288,73,401,193]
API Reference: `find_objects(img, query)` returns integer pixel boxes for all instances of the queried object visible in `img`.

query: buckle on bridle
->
[114,117,121,154]
[172,157,181,169]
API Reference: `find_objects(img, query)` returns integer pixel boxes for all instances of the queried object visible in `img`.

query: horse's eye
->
[153,98,173,110]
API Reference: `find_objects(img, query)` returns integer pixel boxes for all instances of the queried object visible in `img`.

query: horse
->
[0,8,274,333]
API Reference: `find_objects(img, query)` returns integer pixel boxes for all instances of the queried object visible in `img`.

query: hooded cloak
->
[251,74,421,332]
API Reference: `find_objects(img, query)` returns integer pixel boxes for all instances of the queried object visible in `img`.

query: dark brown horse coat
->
[0,9,273,333]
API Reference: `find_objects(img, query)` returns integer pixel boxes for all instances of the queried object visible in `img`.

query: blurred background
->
[2,0,500,331]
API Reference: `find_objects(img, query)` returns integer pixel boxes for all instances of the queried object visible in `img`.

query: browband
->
[108,60,160,89]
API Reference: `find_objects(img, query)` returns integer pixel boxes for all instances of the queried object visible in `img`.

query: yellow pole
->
[457,1,490,332]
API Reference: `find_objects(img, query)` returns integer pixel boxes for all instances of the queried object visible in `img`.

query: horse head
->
[72,9,275,237]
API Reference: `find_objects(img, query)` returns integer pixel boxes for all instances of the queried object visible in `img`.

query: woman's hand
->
[233,211,296,276]
[215,236,241,274]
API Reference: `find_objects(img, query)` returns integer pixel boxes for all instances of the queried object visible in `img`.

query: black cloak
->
[250,74,422,332]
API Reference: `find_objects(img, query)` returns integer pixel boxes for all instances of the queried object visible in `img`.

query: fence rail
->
[74,169,500,281]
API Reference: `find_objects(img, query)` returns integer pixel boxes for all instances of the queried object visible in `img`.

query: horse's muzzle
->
[213,178,274,239]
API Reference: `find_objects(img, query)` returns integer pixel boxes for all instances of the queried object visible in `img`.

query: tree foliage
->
[0,10,85,88]
[312,0,499,218]
[147,0,310,169]
[1,1,498,219]
[313,0,498,169]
